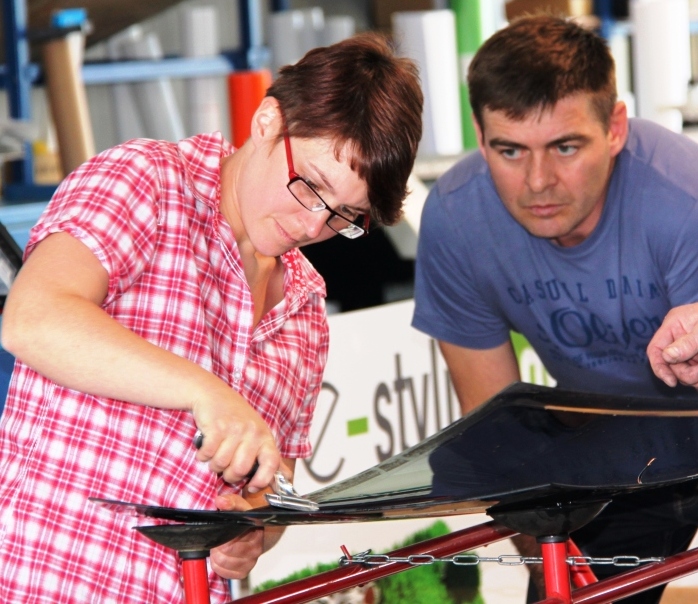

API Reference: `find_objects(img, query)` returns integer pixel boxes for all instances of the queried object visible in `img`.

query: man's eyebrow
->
[488,134,591,149]
[546,134,591,147]
[488,137,525,149]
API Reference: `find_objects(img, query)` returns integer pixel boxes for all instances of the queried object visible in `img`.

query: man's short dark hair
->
[468,15,617,133]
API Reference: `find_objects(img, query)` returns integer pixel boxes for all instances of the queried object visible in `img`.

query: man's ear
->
[608,101,628,158]
[249,96,281,146]
[471,113,487,159]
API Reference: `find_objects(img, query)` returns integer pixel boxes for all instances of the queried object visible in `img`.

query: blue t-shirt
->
[413,118,698,398]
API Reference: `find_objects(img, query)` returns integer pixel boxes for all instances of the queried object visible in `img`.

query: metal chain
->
[339,550,665,569]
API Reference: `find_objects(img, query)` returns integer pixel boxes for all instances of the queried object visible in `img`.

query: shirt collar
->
[177,131,233,210]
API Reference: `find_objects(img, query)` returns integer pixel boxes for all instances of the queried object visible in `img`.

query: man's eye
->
[501,148,523,159]
[558,144,578,156]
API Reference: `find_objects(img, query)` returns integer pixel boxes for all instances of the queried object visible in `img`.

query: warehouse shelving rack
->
[0,0,289,203]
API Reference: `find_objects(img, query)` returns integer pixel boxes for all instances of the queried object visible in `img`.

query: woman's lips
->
[276,221,302,246]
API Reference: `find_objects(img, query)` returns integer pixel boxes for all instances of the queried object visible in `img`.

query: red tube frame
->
[570,546,698,603]
[218,523,698,604]
[541,540,572,603]
[181,556,211,604]
[567,537,598,588]
[231,521,516,604]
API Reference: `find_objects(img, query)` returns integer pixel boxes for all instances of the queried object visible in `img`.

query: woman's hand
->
[210,460,295,579]
[191,392,280,492]
[209,493,264,579]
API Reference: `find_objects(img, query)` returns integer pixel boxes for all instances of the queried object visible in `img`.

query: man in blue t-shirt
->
[412,15,698,604]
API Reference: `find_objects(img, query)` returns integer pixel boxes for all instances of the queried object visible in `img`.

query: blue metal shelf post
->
[1,0,59,202]
[1,0,34,187]
[1,0,275,201]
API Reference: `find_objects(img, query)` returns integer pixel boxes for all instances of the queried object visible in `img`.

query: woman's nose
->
[301,208,329,239]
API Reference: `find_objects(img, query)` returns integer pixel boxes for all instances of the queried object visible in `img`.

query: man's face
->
[475,94,627,247]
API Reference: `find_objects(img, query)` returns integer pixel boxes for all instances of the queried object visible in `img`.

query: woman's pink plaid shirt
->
[0,133,329,602]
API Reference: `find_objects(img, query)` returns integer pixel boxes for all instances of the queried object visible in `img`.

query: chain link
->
[339,550,665,569]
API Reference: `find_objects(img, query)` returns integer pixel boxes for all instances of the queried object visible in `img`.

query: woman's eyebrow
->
[306,161,336,194]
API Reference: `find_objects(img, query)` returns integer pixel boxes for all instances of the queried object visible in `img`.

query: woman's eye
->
[338,206,359,220]
[304,178,321,193]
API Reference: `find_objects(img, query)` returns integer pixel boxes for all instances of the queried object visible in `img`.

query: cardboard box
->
[504,0,593,21]
[372,0,448,30]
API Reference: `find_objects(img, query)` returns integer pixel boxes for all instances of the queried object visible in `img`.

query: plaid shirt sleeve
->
[26,142,161,303]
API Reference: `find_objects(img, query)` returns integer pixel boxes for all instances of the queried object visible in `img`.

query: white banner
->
[249,299,549,598]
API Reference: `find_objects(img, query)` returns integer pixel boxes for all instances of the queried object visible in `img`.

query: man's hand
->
[647,303,698,388]
[209,493,264,579]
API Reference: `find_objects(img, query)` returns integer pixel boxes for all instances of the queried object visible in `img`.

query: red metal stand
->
[180,551,211,604]
[540,537,572,604]
[572,546,698,603]
[232,521,517,604]
[532,545,698,603]
[167,519,698,604]
[567,538,597,588]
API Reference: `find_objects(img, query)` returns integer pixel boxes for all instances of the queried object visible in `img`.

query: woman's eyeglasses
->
[282,126,369,240]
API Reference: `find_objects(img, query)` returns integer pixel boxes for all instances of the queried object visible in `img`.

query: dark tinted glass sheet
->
[91,383,698,527]
[307,383,698,508]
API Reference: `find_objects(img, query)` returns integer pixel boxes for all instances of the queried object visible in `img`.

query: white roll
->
[106,36,145,143]
[115,26,186,142]
[392,10,463,157]
[321,15,356,47]
[268,9,325,75]
[609,24,636,118]
[180,5,219,58]
[384,173,429,260]
[609,27,631,99]
[630,0,691,131]
[268,10,305,74]
[180,5,222,136]
[297,8,325,55]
